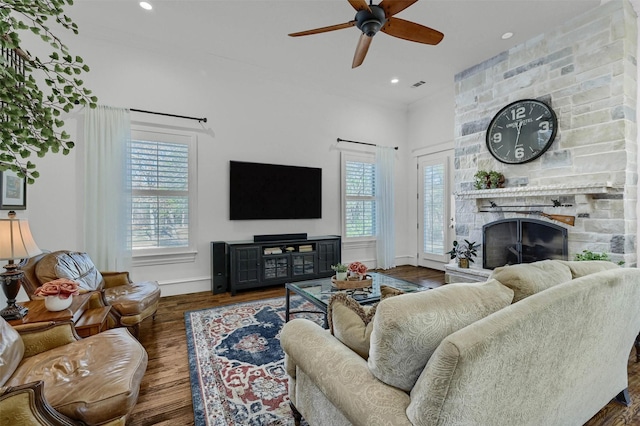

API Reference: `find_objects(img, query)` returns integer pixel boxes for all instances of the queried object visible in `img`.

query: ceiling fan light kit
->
[288,0,443,68]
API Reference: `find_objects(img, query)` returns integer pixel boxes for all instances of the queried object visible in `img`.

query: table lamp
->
[0,211,42,320]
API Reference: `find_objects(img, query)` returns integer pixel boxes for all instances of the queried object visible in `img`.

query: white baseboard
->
[158,276,210,297]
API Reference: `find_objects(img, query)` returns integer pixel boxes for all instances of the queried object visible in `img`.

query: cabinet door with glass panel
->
[262,254,290,282]
[291,252,317,278]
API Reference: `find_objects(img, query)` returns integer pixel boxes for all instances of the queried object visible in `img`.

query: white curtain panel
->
[83,105,132,271]
[375,146,396,270]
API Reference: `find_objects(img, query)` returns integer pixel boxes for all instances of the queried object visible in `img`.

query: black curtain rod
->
[130,108,207,123]
[337,137,398,150]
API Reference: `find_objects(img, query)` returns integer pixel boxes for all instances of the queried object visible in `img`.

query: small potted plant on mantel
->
[447,240,480,268]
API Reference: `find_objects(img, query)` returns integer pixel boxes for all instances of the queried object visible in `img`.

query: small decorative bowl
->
[44,295,73,312]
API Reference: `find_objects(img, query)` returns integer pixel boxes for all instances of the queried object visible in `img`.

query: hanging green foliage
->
[0,0,97,183]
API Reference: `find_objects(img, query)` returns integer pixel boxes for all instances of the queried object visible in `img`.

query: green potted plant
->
[574,250,624,265]
[474,170,489,189]
[474,170,505,189]
[447,240,480,268]
[488,170,505,188]
[331,263,349,280]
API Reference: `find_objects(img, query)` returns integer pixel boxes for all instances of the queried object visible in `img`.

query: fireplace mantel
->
[455,183,622,200]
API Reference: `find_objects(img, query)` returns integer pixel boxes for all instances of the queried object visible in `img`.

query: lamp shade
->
[0,218,42,261]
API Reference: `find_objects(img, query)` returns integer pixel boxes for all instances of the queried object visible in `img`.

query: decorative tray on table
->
[331,275,373,290]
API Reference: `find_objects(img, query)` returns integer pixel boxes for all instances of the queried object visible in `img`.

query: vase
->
[336,271,347,281]
[458,258,469,269]
[44,295,73,312]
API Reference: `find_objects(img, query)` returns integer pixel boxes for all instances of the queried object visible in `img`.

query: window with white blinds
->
[422,163,445,254]
[343,157,376,238]
[130,127,197,261]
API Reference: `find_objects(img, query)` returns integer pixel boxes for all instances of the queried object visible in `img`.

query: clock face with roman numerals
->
[486,99,558,164]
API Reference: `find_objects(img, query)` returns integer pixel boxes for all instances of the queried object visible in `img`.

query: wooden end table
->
[8,292,111,337]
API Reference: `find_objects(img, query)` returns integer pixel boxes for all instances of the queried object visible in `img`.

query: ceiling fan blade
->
[352,33,373,68]
[378,0,417,17]
[348,0,371,12]
[289,21,356,37]
[381,17,444,45]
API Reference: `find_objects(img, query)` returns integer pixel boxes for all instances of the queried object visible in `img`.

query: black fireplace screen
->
[483,218,568,269]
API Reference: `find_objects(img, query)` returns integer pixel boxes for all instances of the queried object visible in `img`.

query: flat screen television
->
[229,161,322,220]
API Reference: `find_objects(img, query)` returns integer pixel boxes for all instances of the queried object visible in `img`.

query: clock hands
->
[514,120,523,147]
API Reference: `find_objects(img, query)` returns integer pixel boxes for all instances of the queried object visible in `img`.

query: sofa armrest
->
[280,319,412,426]
[101,271,132,289]
[13,321,80,358]
[0,381,80,425]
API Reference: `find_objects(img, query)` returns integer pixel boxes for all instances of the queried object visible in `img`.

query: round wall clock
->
[485,99,558,164]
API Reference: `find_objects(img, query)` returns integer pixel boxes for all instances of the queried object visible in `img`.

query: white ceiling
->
[69,0,602,107]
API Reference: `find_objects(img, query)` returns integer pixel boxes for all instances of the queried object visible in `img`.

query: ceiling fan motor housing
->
[355,5,386,37]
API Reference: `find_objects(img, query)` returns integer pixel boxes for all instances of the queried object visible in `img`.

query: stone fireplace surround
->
[450,1,638,277]
[445,183,626,283]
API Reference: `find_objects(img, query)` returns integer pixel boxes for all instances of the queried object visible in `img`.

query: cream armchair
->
[0,317,148,425]
[21,250,161,337]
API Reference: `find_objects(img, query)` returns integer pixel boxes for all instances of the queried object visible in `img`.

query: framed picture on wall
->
[0,170,26,210]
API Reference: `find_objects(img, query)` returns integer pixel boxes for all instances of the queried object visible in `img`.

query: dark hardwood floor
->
[129,266,639,425]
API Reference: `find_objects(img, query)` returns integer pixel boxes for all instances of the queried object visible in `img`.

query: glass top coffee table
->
[285,272,427,328]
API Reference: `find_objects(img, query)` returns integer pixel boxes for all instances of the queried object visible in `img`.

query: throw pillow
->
[489,259,572,302]
[35,251,104,292]
[367,279,514,392]
[557,260,620,279]
[327,285,404,359]
[0,317,25,387]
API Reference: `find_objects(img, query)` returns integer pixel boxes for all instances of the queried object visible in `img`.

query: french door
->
[417,151,454,269]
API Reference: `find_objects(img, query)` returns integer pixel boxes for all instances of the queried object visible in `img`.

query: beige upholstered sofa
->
[281,260,639,426]
[21,250,161,337]
[0,317,148,425]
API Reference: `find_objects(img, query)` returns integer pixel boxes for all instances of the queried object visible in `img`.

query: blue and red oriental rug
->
[185,296,319,425]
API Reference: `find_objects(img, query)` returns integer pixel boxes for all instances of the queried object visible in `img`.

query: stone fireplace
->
[450,0,638,275]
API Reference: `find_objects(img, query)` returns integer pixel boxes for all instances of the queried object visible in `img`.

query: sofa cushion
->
[489,259,572,303]
[327,286,406,359]
[0,318,24,387]
[368,279,514,392]
[557,260,620,278]
[104,281,161,316]
[35,251,103,292]
[5,328,148,425]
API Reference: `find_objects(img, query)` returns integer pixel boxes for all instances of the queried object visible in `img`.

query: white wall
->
[12,33,412,299]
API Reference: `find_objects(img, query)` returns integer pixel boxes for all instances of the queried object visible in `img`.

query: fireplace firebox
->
[483,218,568,270]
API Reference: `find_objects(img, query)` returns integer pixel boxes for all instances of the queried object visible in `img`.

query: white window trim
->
[341,151,376,243]
[130,124,198,267]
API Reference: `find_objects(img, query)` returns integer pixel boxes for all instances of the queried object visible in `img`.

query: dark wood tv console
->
[223,235,341,296]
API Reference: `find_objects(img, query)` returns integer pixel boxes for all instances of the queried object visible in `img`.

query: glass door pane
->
[418,151,453,267]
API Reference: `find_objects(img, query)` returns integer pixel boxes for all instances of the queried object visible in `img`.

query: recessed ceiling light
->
[501,32,514,40]
[139,1,153,10]
[390,78,399,84]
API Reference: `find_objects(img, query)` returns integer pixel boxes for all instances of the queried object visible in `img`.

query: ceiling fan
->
[288,0,444,68]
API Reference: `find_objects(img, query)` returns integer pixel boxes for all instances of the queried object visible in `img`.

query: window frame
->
[341,151,376,242]
[130,125,198,267]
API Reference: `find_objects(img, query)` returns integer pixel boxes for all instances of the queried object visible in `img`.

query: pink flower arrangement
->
[34,278,80,300]
[348,261,368,278]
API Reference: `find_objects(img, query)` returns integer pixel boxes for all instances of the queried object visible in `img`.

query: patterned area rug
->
[185,296,320,426]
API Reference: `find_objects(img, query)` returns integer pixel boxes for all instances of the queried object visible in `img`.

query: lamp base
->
[0,303,28,320]
[1,264,28,320]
